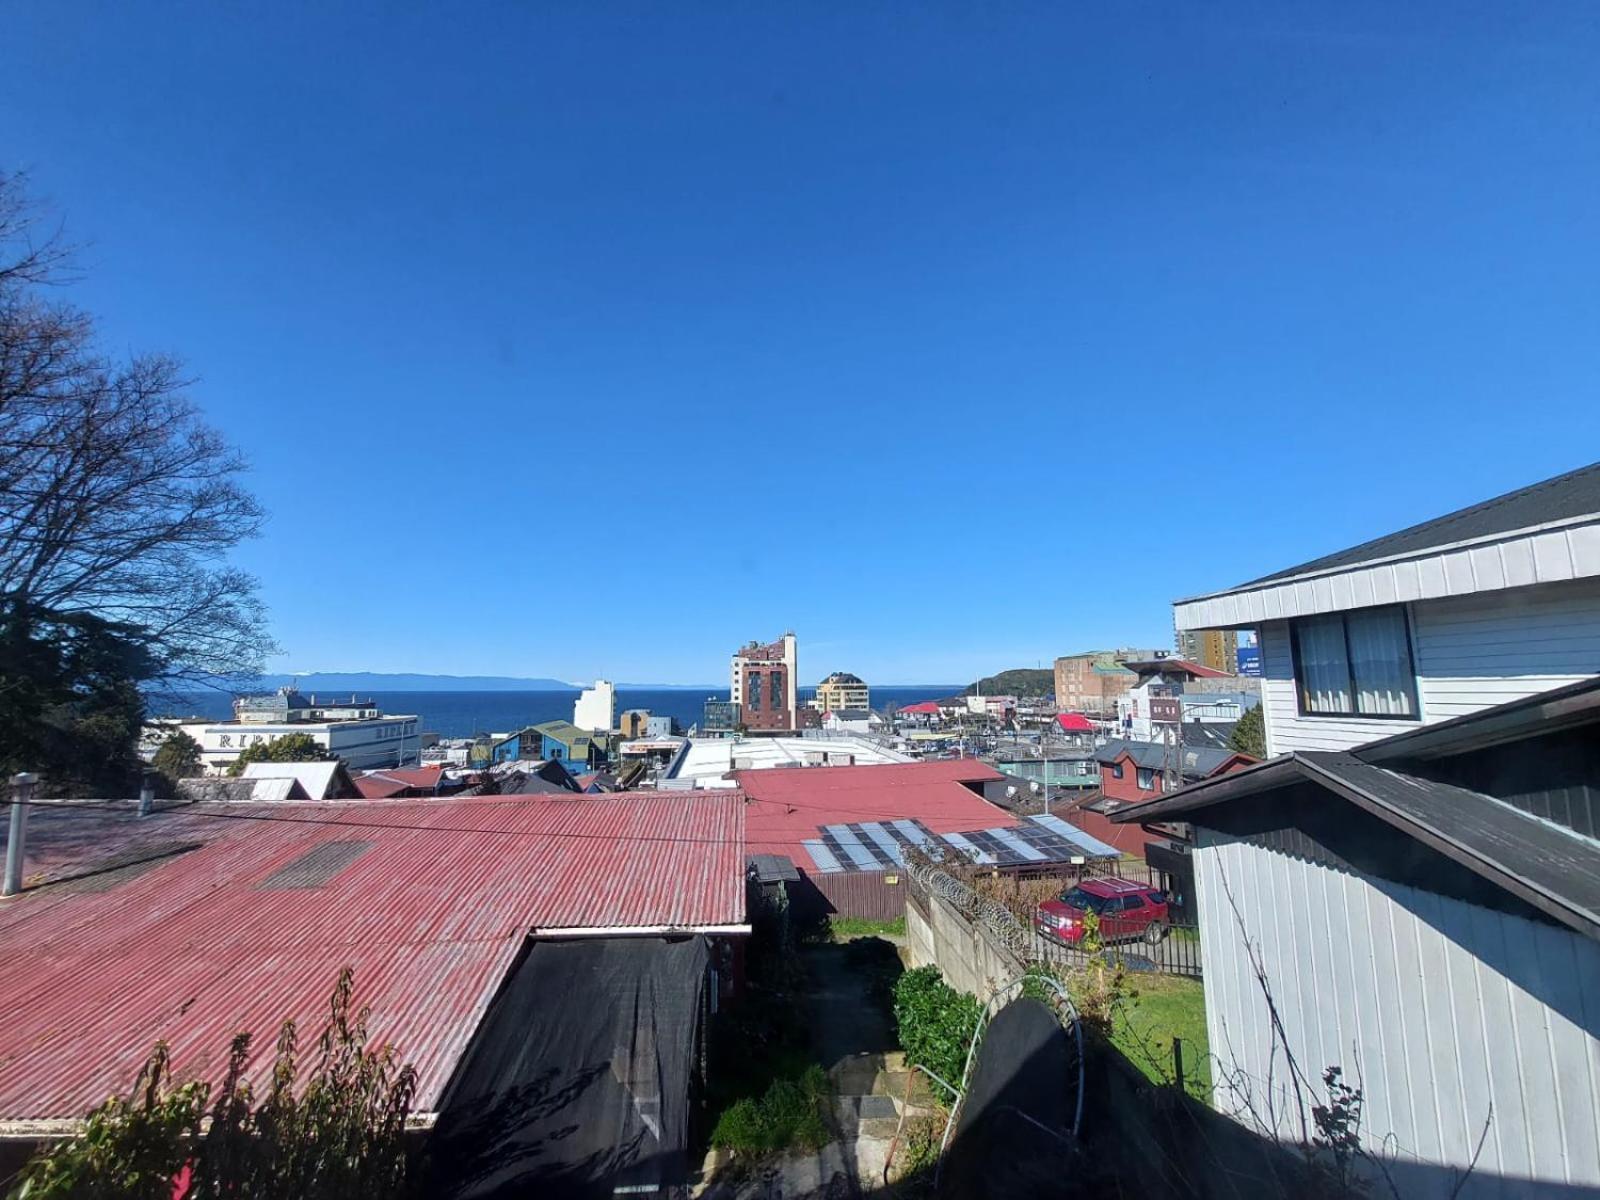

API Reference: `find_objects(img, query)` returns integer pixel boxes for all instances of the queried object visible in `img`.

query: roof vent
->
[259,840,373,890]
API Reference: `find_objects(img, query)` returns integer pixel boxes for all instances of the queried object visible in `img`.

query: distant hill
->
[965,668,1053,698]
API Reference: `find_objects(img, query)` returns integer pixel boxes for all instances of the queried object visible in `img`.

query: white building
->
[663,734,911,790]
[1144,463,1600,1197]
[178,712,419,774]
[1174,463,1600,756]
[573,680,616,733]
[1115,680,1600,1198]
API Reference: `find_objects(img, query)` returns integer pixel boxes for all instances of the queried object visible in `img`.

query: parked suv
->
[1034,877,1169,946]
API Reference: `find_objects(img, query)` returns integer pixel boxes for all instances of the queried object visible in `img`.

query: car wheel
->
[1144,921,1169,945]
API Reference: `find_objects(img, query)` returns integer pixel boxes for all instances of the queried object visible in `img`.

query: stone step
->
[833,1093,899,1124]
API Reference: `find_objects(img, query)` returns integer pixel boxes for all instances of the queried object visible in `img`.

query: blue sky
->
[4,3,1598,684]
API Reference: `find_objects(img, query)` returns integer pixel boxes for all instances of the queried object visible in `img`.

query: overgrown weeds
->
[709,1066,830,1155]
[7,968,415,1200]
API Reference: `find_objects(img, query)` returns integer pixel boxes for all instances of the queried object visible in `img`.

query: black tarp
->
[425,935,709,1200]
[942,997,1079,1197]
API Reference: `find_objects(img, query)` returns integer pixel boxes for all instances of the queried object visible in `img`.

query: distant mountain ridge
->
[236,673,722,693]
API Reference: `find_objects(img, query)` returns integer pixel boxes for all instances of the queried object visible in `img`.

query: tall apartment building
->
[573,680,616,732]
[731,633,798,733]
[1176,627,1239,674]
[1052,648,1165,715]
[812,671,869,713]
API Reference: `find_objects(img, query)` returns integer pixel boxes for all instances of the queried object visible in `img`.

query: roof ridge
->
[1235,460,1600,588]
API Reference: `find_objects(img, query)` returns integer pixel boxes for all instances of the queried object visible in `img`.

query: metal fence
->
[907,858,1203,980]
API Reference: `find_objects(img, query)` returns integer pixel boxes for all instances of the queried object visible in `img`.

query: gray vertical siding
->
[1194,831,1600,1196]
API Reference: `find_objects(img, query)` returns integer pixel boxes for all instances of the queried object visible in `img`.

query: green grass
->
[825,915,906,941]
[1110,975,1211,1103]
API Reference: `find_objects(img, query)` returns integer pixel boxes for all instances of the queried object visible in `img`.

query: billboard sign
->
[1236,645,1262,677]
[1149,696,1182,725]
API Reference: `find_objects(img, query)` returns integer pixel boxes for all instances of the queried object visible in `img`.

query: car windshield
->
[1059,887,1109,913]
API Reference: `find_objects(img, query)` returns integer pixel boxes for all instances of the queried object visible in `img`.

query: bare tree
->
[0,171,272,690]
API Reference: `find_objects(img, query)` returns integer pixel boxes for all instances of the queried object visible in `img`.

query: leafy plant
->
[225,732,331,777]
[1308,1067,1368,1196]
[151,731,204,781]
[709,1065,829,1155]
[892,967,981,1096]
[7,968,416,1200]
[1228,704,1266,759]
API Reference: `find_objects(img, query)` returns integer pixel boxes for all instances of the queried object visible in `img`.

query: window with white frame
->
[1289,605,1418,718]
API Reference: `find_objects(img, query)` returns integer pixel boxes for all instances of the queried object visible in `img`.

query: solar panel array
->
[801,812,1120,874]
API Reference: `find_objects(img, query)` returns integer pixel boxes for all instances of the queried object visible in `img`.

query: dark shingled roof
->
[1093,738,1244,779]
[1239,461,1600,587]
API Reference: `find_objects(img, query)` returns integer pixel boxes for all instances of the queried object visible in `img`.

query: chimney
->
[4,773,38,897]
[139,770,156,817]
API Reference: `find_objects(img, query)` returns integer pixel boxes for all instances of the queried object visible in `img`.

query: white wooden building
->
[1173,462,1600,756]
[1115,682,1600,1196]
[1133,463,1600,1196]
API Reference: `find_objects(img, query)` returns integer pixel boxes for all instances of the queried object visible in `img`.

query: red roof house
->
[732,760,1010,869]
[0,792,746,1126]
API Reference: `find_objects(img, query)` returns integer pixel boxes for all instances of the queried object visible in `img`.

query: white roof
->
[240,761,343,801]
[668,736,911,788]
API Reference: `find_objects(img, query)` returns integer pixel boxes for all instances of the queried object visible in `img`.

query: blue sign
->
[1236,645,1262,677]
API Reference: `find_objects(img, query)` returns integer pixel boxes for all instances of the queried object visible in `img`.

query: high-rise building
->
[573,680,616,732]
[731,633,798,733]
[813,671,870,714]
[1176,628,1239,675]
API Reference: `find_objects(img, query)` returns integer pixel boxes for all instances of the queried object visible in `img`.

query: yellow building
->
[813,671,870,713]
[1177,628,1239,674]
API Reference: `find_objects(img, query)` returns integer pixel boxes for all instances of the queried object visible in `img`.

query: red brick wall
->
[741,665,794,731]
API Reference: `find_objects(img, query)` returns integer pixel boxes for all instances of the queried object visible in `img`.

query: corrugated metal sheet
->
[800,870,906,922]
[1195,830,1600,1195]
[0,793,745,1120]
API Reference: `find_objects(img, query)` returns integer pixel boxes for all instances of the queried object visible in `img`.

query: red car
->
[1034,877,1170,946]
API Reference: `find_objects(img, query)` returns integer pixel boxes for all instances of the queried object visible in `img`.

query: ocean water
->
[153,685,963,739]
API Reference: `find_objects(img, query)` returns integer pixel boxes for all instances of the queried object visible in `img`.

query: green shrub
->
[709,1065,830,1155]
[893,966,982,1095]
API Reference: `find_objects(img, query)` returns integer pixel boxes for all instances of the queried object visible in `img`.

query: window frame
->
[1109,762,1124,780]
[1136,766,1156,791]
[1288,604,1421,721]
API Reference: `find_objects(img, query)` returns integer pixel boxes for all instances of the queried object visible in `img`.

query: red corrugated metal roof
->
[0,794,744,1121]
[897,702,942,715]
[1125,656,1232,679]
[1055,713,1095,732]
[352,775,408,799]
[732,761,1012,867]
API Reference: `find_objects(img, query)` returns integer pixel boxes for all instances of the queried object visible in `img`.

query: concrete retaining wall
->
[904,885,1025,998]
